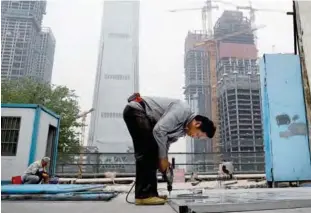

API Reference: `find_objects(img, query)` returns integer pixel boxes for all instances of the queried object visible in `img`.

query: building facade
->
[1,0,55,83]
[36,28,56,83]
[184,31,214,172]
[88,1,140,152]
[215,11,264,172]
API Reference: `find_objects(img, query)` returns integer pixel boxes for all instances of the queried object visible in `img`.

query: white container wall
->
[1,104,60,182]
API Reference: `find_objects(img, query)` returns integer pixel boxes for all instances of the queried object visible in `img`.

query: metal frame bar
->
[169,199,311,213]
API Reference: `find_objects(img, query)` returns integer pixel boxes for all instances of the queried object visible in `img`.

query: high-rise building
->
[1,0,55,83]
[184,31,214,172]
[88,1,140,152]
[215,11,264,172]
[36,27,56,83]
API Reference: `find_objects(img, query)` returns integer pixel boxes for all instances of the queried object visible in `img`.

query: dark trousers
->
[123,105,159,199]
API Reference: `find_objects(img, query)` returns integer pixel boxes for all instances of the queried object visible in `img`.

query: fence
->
[56,152,265,176]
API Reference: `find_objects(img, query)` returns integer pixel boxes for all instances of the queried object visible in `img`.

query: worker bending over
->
[22,157,50,184]
[123,93,216,205]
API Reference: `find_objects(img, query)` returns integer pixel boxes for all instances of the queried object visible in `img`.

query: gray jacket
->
[128,96,195,158]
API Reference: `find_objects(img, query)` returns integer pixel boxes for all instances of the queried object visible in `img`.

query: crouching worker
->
[22,157,50,184]
[123,93,216,205]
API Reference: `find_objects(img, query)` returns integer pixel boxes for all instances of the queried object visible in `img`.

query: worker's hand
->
[159,158,170,173]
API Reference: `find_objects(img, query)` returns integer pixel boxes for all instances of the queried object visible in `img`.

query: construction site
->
[183,7,264,172]
[2,0,311,213]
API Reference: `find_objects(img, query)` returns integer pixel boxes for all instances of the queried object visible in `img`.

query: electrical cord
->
[125,181,136,204]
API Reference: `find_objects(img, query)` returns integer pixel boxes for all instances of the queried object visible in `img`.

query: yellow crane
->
[77,108,95,146]
[76,108,95,178]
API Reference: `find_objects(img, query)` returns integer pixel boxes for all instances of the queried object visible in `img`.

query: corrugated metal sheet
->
[219,42,257,59]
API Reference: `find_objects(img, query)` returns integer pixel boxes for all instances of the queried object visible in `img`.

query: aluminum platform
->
[168,188,311,213]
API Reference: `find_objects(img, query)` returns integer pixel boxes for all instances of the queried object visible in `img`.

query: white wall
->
[89,1,140,152]
[35,111,58,160]
[1,108,58,180]
[1,108,35,180]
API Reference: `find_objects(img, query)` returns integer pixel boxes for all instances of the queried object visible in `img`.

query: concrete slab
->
[1,194,175,213]
[2,188,311,213]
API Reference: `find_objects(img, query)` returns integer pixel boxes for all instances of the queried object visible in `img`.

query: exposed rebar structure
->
[214,10,255,44]
[184,31,214,172]
[214,11,264,172]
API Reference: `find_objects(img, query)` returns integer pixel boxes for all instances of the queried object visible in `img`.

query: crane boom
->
[168,0,219,35]
[194,24,266,47]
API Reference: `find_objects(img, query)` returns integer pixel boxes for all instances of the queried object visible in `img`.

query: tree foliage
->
[1,78,82,156]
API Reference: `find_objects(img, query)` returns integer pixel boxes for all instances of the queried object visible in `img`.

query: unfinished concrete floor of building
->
[2,184,311,213]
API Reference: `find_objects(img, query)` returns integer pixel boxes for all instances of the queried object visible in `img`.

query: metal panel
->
[260,54,311,182]
[169,188,311,213]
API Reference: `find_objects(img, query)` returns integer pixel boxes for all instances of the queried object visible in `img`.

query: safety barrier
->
[56,152,265,176]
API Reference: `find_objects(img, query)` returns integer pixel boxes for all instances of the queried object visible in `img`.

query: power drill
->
[163,158,175,196]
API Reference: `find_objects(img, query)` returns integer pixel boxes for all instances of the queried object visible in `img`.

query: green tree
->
[1,78,82,159]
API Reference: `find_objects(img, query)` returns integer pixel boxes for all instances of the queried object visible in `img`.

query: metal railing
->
[56,152,265,176]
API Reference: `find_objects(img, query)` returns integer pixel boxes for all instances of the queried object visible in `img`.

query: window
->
[1,117,21,156]
[104,74,130,80]
[101,112,123,118]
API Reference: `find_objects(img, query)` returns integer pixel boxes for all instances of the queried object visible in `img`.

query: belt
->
[128,93,146,111]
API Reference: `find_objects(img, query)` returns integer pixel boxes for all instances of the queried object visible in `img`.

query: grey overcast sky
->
[43,0,293,151]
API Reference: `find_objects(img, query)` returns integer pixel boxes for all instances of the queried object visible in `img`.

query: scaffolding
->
[184,31,213,172]
[214,10,254,44]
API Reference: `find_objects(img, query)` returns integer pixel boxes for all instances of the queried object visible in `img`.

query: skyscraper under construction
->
[215,11,264,172]
[184,31,214,172]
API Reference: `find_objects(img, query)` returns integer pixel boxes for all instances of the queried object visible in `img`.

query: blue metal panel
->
[40,105,60,119]
[260,57,273,181]
[1,184,105,194]
[1,104,60,120]
[260,54,311,182]
[28,106,41,166]
[1,103,38,109]
[51,117,61,176]
[1,180,11,185]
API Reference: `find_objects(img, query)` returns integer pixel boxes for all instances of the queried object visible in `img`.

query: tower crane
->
[226,1,288,47]
[169,0,233,36]
[169,0,287,41]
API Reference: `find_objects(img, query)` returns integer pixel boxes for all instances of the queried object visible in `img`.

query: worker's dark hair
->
[194,115,216,138]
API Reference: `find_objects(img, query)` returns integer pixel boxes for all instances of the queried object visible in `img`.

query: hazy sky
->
[43,0,293,152]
